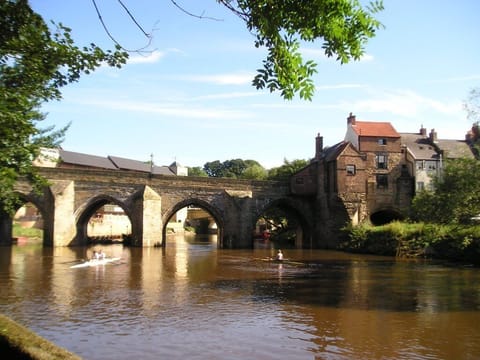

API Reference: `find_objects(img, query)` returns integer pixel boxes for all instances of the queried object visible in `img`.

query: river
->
[0,234,479,360]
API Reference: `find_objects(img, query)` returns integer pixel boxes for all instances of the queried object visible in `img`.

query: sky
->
[30,0,480,169]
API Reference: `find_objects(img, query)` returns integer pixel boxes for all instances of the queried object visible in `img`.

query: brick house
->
[291,113,414,226]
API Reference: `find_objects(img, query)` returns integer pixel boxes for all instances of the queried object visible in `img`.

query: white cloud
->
[190,92,261,101]
[316,83,366,91]
[179,72,253,85]
[432,74,480,83]
[72,98,252,120]
[127,50,165,64]
[348,89,461,117]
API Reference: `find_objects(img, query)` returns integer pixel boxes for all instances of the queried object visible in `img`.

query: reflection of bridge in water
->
[7,167,319,248]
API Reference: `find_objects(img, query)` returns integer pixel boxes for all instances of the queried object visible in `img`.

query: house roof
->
[352,121,400,138]
[322,141,350,162]
[400,133,438,160]
[108,155,175,175]
[59,150,118,169]
[400,133,475,160]
[436,139,475,159]
[56,150,177,174]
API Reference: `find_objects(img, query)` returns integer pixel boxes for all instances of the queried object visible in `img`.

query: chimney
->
[315,133,323,159]
[420,125,427,136]
[429,128,438,143]
[347,112,356,125]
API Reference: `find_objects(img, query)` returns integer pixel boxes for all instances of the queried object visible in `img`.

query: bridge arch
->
[162,198,224,247]
[0,191,51,246]
[74,195,132,245]
[370,207,404,226]
[255,197,314,248]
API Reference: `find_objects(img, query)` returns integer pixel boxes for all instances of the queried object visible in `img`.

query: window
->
[416,182,424,191]
[416,161,424,170]
[346,165,356,175]
[295,177,304,184]
[425,161,437,171]
[376,174,388,189]
[376,154,388,169]
[378,138,387,145]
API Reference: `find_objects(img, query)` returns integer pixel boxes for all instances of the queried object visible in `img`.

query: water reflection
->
[0,236,479,360]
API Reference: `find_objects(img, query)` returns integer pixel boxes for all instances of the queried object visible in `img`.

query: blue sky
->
[31,0,479,169]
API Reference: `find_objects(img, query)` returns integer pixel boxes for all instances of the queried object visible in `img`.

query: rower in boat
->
[92,250,106,260]
[276,249,284,261]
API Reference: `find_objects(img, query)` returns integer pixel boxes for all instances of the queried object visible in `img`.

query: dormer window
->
[378,138,387,145]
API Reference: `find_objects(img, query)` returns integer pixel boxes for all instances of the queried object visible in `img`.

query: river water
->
[0,234,479,360]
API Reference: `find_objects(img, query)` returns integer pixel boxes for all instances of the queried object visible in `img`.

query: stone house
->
[291,113,414,226]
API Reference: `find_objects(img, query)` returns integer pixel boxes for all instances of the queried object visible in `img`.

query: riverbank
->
[0,314,81,360]
[339,221,480,265]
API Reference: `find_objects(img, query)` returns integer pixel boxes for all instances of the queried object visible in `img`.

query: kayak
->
[70,257,121,268]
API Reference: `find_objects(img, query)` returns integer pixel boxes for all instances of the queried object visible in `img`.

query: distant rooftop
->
[436,139,475,159]
[400,133,438,160]
[37,149,187,175]
[60,150,118,170]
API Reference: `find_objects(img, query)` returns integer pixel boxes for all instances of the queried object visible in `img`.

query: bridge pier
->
[0,212,13,246]
[136,186,163,247]
[50,181,77,246]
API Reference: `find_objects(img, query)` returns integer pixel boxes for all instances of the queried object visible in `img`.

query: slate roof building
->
[34,148,188,176]
[400,126,475,192]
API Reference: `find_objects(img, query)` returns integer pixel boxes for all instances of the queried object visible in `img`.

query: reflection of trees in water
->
[249,260,480,313]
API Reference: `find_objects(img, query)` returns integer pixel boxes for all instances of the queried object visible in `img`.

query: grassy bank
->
[0,314,81,360]
[339,221,480,265]
[13,224,42,240]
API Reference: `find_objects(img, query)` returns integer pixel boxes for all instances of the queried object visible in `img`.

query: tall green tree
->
[203,158,266,179]
[218,0,384,100]
[411,158,480,224]
[188,166,208,177]
[0,0,127,214]
[267,158,308,181]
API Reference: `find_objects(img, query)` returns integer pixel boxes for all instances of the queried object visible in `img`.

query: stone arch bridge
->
[5,167,320,248]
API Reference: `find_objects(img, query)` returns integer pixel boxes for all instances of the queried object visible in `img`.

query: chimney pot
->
[347,112,356,125]
[420,125,427,136]
[315,133,323,159]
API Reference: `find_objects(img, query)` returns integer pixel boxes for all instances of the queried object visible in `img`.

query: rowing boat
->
[70,257,121,268]
[259,258,305,266]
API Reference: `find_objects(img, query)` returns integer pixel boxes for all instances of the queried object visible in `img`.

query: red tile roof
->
[352,121,400,138]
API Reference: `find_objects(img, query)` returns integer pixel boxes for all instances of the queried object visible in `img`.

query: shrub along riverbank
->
[339,221,480,266]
